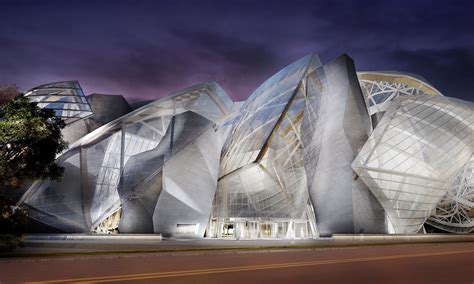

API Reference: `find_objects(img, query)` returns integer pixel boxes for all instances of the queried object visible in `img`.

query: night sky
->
[1,0,473,102]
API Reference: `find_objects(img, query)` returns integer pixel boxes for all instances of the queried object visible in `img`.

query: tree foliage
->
[0,85,21,105]
[0,90,67,247]
[0,96,67,190]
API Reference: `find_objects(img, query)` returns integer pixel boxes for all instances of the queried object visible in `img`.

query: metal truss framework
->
[352,95,474,234]
[427,155,474,233]
[357,72,442,128]
[357,72,474,234]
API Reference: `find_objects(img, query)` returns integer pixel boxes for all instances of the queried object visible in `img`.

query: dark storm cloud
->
[0,0,473,102]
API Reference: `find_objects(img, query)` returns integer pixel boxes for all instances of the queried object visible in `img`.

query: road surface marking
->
[26,249,474,283]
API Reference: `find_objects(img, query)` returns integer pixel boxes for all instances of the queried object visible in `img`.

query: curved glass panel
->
[21,83,233,235]
[358,72,443,128]
[427,155,474,233]
[24,81,93,123]
[212,54,324,238]
[352,95,474,234]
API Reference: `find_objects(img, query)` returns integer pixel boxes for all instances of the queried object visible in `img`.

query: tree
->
[0,96,67,188]
[0,87,67,249]
[0,85,21,105]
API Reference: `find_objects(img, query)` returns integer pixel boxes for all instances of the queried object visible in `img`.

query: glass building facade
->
[13,53,474,237]
[24,81,93,123]
[352,95,474,234]
[427,154,474,233]
[20,83,233,235]
[212,54,323,238]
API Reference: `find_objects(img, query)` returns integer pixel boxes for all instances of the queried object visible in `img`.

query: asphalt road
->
[0,242,473,283]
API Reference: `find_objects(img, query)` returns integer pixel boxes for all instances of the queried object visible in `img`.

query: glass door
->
[260,223,273,238]
[221,222,235,238]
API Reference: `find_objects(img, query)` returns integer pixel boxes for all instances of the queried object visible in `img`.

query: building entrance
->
[221,223,234,238]
[295,222,308,238]
[260,223,273,238]
[211,217,316,239]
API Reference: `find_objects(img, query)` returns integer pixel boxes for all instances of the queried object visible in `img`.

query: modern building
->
[13,53,474,237]
[352,95,473,234]
[426,154,474,233]
[24,81,93,124]
[357,71,443,128]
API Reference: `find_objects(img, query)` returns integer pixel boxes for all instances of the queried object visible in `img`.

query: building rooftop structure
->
[24,81,93,124]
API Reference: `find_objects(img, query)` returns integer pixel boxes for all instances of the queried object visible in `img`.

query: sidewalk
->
[1,234,473,258]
